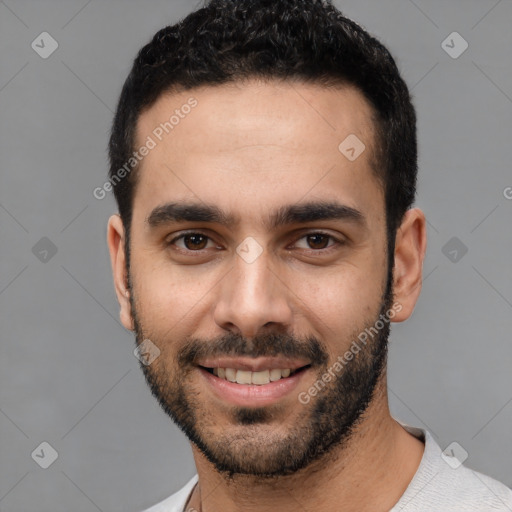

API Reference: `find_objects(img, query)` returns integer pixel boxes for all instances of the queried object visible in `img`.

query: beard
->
[129,269,394,478]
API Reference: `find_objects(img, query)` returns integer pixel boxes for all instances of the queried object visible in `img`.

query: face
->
[114,80,398,476]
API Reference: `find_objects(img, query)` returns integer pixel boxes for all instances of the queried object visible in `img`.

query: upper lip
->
[197,356,311,372]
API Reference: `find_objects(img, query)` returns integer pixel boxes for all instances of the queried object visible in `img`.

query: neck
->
[187,375,424,512]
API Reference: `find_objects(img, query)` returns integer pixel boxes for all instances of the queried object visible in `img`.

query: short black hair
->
[108,0,417,272]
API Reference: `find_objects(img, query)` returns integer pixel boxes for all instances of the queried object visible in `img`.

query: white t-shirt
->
[142,423,512,511]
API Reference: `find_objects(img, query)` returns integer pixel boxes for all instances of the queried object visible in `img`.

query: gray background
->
[1,0,511,510]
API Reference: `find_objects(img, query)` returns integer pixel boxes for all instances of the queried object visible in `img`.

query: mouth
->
[200,365,311,385]
[196,358,313,407]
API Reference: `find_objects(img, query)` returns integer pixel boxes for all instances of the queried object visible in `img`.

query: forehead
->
[132,80,383,228]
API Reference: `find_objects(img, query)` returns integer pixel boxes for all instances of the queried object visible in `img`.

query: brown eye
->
[306,234,330,250]
[169,232,214,251]
[182,234,208,250]
[293,232,342,252]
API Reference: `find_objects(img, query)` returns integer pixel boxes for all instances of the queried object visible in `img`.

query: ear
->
[107,214,134,331]
[391,208,427,322]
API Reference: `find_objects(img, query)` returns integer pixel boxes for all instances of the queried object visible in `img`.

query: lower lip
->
[199,367,309,407]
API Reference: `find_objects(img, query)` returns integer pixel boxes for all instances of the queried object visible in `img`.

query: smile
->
[197,360,312,407]
[202,366,310,385]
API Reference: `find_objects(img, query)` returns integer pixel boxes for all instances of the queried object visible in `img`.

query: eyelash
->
[166,230,344,255]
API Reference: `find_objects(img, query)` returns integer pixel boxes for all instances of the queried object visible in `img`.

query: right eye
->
[167,232,217,252]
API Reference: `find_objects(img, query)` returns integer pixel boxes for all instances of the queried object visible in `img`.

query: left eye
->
[294,233,338,250]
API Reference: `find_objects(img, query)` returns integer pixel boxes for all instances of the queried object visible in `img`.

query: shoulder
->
[140,475,198,512]
[424,463,512,511]
[393,425,512,511]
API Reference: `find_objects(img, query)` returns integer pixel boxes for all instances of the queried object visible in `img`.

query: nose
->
[212,248,293,338]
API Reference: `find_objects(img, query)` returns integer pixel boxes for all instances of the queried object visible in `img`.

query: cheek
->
[293,265,381,314]
[287,263,383,340]
[130,253,220,331]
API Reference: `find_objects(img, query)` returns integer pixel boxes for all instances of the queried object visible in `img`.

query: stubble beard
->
[129,268,393,478]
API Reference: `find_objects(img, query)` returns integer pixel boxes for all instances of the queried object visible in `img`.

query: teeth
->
[225,368,237,382]
[269,368,282,381]
[236,370,252,385]
[211,367,295,385]
[251,370,270,385]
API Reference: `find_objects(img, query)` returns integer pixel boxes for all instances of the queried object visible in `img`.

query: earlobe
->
[107,214,134,331]
[390,208,427,323]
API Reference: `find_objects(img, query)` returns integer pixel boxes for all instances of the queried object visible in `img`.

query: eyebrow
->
[146,200,366,231]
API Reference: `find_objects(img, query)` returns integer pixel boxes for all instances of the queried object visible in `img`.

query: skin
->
[107,79,427,511]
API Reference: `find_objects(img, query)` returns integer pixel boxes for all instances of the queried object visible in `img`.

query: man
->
[106,0,512,510]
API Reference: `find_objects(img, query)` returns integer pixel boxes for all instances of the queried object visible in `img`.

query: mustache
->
[177,331,329,368]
